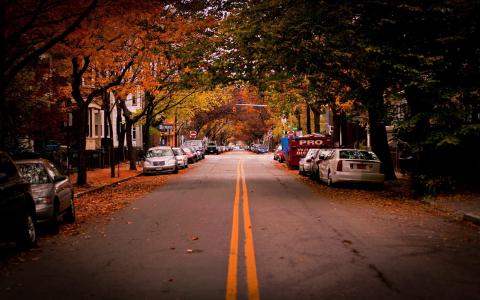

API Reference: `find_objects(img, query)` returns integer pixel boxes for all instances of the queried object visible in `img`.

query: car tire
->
[64,195,76,224]
[173,166,179,174]
[16,211,37,249]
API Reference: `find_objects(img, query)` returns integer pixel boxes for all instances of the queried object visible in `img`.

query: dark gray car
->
[15,159,75,233]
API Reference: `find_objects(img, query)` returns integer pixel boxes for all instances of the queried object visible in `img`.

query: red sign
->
[298,139,325,146]
[189,131,197,138]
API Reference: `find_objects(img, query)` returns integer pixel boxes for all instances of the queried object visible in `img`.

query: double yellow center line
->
[226,160,260,300]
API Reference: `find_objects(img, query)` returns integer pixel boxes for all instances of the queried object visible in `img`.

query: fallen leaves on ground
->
[272,161,477,224]
[61,166,194,237]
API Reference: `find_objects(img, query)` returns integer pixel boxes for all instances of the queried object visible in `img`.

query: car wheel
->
[64,195,76,224]
[173,166,179,174]
[16,211,37,249]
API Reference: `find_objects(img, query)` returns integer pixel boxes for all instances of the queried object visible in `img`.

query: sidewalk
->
[426,194,480,225]
[69,163,143,197]
[395,173,480,225]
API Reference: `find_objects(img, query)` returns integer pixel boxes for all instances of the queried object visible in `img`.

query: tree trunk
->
[306,104,311,134]
[75,104,88,185]
[294,108,301,130]
[366,82,396,180]
[125,119,136,170]
[313,108,320,133]
[103,92,115,178]
[116,104,125,161]
[119,99,137,171]
[143,92,154,150]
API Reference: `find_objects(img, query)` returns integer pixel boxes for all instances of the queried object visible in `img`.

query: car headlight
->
[35,197,52,205]
[144,160,152,166]
[167,159,176,165]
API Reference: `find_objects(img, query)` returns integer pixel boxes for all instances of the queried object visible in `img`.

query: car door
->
[46,162,71,212]
[311,150,323,177]
[318,150,334,181]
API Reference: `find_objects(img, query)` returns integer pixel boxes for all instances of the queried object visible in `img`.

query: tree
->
[0,0,98,149]
[54,1,156,185]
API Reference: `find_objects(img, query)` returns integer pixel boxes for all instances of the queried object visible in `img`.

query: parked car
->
[188,146,202,161]
[206,142,218,155]
[193,146,205,160]
[255,144,269,154]
[0,151,37,248]
[143,146,178,174]
[310,149,334,180]
[317,149,384,186]
[15,158,75,233]
[273,145,285,162]
[172,147,188,169]
[299,149,320,176]
[182,140,206,160]
[182,147,197,164]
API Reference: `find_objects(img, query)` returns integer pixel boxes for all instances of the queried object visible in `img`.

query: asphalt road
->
[1,151,480,300]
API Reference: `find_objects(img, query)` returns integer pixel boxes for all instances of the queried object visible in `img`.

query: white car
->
[298,149,320,176]
[318,149,384,186]
[172,147,188,169]
[310,149,334,180]
[143,146,178,174]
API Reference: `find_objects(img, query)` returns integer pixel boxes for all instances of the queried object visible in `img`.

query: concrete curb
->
[463,213,480,225]
[421,199,480,226]
[74,173,143,198]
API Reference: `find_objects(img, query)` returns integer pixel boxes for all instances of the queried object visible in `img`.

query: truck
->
[281,134,333,169]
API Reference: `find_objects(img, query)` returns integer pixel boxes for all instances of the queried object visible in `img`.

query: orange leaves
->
[335,95,355,112]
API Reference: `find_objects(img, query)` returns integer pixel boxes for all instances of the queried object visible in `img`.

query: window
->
[132,97,137,106]
[94,112,102,137]
[132,127,137,141]
[16,163,51,184]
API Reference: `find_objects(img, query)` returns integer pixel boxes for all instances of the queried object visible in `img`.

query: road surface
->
[1,151,479,299]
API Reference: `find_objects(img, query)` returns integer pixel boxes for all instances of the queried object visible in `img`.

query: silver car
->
[318,149,384,186]
[299,149,320,176]
[173,147,189,169]
[15,158,75,233]
[143,146,178,174]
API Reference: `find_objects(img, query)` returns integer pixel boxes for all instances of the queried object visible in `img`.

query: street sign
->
[189,131,197,139]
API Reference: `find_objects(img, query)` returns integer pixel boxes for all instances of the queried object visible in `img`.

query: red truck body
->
[284,134,333,168]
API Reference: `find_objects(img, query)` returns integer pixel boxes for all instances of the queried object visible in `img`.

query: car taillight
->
[337,160,343,171]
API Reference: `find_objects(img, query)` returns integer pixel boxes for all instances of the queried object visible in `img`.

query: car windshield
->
[173,148,184,156]
[17,163,50,184]
[339,150,378,161]
[182,148,192,154]
[146,149,174,157]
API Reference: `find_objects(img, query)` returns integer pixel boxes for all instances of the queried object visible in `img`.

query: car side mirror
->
[54,175,67,182]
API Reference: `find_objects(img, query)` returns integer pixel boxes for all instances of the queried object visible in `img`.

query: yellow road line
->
[241,161,260,300]
[226,160,241,300]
